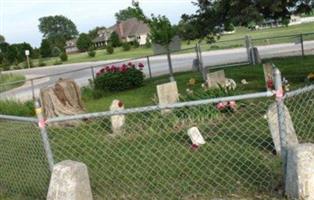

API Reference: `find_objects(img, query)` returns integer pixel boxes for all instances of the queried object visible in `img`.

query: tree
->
[76,33,93,52]
[0,35,5,43]
[38,15,78,49]
[148,15,177,50]
[184,0,314,42]
[10,42,33,63]
[40,39,52,58]
[108,32,121,47]
[115,0,145,21]
[88,26,106,39]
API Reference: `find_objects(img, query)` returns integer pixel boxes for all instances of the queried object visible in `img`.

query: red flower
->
[267,79,273,89]
[128,62,133,66]
[100,68,105,73]
[118,101,124,108]
[216,102,225,110]
[96,72,100,77]
[138,63,144,68]
[105,66,110,72]
[229,101,237,110]
[191,144,199,150]
[121,64,127,68]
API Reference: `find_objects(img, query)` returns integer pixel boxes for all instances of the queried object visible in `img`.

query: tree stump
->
[40,79,86,126]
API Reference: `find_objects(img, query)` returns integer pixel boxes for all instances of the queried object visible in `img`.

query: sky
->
[0,0,197,47]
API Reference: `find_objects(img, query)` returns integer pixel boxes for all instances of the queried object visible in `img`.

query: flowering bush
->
[94,62,145,91]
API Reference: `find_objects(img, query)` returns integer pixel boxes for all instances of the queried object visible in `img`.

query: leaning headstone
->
[263,63,274,91]
[286,144,314,200]
[187,127,206,146]
[110,100,125,134]
[47,160,93,200]
[157,81,179,113]
[266,103,298,155]
[207,70,226,88]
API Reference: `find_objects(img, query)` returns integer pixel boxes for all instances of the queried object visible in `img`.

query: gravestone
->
[47,160,93,200]
[157,82,179,113]
[110,100,125,134]
[40,79,86,126]
[263,63,274,91]
[187,127,206,146]
[286,144,314,200]
[266,103,298,155]
[207,70,226,88]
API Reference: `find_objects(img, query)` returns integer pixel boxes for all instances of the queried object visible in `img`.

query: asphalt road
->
[1,41,313,101]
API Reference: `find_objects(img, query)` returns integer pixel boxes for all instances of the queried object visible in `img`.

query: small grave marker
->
[266,103,298,155]
[263,63,274,91]
[187,127,206,146]
[157,81,179,113]
[110,100,125,133]
[207,70,226,88]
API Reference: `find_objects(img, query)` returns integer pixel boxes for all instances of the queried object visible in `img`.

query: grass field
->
[11,22,314,69]
[0,73,25,93]
[1,55,313,199]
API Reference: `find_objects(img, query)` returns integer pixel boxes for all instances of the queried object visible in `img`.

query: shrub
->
[0,100,34,116]
[53,60,62,65]
[94,62,145,92]
[59,52,68,61]
[88,49,96,57]
[106,45,114,54]
[122,42,131,51]
[130,40,139,48]
[77,33,93,52]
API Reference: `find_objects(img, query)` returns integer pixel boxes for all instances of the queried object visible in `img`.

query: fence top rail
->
[0,114,37,123]
[285,84,314,98]
[47,91,274,123]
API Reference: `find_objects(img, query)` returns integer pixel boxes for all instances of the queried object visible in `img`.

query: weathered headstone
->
[40,79,85,126]
[110,100,125,134]
[286,144,314,200]
[157,82,179,113]
[263,63,274,91]
[47,160,93,200]
[207,70,226,88]
[187,127,206,146]
[266,103,298,155]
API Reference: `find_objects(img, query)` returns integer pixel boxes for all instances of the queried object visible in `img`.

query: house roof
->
[115,18,149,38]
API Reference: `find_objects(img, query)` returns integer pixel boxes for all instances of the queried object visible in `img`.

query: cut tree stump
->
[40,79,86,126]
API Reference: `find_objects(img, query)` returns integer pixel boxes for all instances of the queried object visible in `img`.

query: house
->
[65,18,150,52]
[114,18,150,45]
[92,18,150,47]
[65,39,79,54]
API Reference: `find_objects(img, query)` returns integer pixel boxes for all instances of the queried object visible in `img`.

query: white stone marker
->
[47,160,93,200]
[187,127,206,146]
[266,103,298,154]
[286,144,314,200]
[207,70,226,88]
[110,100,125,133]
[157,81,179,113]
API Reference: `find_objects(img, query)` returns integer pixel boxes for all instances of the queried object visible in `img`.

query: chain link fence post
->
[197,43,207,82]
[31,79,35,100]
[300,34,304,57]
[274,68,288,192]
[166,50,175,82]
[91,66,95,83]
[245,35,252,64]
[146,56,152,78]
[35,99,54,171]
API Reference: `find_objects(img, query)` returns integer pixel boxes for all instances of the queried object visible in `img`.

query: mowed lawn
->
[1,55,314,199]
[21,22,314,68]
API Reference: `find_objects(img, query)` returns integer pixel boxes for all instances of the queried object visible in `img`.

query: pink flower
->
[216,102,226,110]
[128,62,133,66]
[105,66,110,72]
[138,63,144,68]
[100,68,105,73]
[96,72,100,77]
[229,101,237,110]
[121,64,127,68]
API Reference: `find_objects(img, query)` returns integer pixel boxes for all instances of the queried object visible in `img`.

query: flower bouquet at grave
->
[94,62,145,92]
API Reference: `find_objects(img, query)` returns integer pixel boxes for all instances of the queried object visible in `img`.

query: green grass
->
[82,55,314,112]
[9,22,314,70]
[0,73,25,93]
[1,55,314,199]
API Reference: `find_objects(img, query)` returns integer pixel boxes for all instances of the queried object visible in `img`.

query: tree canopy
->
[38,15,78,49]
[115,0,145,21]
[0,35,5,43]
[77,33,93,52]
[183,0,314,42]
